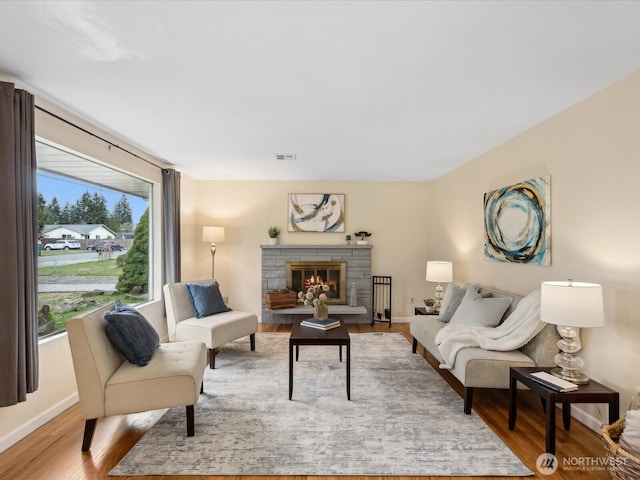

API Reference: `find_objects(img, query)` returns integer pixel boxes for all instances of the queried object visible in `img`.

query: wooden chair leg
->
[464,387,474,414]
[250,333,256,351]
[186,405,194,437]
[209,348,218,369]
[81,418,98,452]
[412,337,418,353]
[200,381,204,394]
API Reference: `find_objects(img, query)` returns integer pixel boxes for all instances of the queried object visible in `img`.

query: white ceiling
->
[1,1,640,181]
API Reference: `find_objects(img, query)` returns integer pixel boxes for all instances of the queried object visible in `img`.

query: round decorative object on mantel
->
[269,237,278,245]
[313,302,329,321]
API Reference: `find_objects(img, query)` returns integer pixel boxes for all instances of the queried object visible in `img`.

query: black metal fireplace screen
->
[286,261,347,304]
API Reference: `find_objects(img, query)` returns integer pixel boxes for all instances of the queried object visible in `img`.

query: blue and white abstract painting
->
[288,193,345,232]
[483,175,550,265]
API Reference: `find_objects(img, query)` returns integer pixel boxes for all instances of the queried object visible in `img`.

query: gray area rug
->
[110,332,532,476]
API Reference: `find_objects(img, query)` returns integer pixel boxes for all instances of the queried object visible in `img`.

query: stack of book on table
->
[300,318,341,330]
[529,371,579,392]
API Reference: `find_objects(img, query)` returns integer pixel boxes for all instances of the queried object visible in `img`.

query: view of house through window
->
[36,139,151,338]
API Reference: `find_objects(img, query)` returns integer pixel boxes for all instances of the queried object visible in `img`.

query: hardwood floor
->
[0,322,611,479]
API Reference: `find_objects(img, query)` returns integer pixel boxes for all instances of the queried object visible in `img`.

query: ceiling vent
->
[275,154,296,161]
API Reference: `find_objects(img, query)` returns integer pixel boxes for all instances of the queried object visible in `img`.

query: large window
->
[36,139,152,338]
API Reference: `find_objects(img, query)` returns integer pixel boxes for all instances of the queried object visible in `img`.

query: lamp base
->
[549,367,590,385]
[434,283,444,313]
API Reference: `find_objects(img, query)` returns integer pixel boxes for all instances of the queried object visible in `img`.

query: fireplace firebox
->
[286,261,347,304]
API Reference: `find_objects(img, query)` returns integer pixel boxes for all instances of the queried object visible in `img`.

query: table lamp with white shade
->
[202,226,225,278]
[426,261,453,313]
[540,280,605,385]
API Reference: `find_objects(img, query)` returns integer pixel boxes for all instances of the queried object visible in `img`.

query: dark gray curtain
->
[162,168,181,284]
[0,81,39,406]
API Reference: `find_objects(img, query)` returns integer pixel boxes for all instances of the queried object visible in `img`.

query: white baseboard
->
[391,316,411,323]
[570,404,610,433]
[0,393,79,454]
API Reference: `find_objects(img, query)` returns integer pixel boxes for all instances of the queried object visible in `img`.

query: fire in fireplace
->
[286,261,347,304]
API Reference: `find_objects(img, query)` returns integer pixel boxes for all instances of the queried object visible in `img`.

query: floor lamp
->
[202,226,225,279]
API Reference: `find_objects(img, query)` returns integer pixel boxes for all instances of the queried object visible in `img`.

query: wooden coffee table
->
[289,319,350,400]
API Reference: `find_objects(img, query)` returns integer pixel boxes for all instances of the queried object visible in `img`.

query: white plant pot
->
[356,240,368,245]
[269,237,278,245]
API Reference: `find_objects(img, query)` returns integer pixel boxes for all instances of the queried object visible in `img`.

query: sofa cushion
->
[103,308,160,367]
[410,315,447,363]
[186,281,231,318]
[174,310,259,348]
[451,347,536,388]
[438,283,479,323]
[105,341,207,416]
[449,288,512,327]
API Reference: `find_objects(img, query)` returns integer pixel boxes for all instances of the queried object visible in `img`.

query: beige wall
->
[428,70,640,428]
[182,181,432,317]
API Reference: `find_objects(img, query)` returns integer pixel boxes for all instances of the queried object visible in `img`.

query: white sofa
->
[163,280,258,368]
[410,286,560,414]
[67,303,207,451]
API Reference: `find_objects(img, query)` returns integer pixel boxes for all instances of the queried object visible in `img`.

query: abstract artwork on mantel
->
[288,193,345,232]
[483,175,550,265]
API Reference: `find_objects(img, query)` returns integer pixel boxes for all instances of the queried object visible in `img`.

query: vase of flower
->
[313,302,329,321]
[298,284,330,321]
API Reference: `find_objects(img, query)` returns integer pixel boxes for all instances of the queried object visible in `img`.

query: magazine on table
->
[301,318,341,330]
[529,371,579,392]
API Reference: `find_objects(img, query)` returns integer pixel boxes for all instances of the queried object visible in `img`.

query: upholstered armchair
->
[66,303,207,451]
[163,279,258,368]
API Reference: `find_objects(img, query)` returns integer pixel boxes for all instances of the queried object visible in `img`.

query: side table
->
[414,307,438,315]
[509,366,619,455]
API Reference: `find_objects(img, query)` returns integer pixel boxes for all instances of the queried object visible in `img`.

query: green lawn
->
[36,255,150,338]
[39,248,87,256]
[38,291,147,338]
[38,258,123,276]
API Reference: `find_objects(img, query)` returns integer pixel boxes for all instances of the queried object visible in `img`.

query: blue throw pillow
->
[113,300,139,313]
[103,307,160,366]
[186,281,231,318]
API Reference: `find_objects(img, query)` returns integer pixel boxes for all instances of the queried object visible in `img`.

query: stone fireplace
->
[261,245,372,324]
[286,261,346,304]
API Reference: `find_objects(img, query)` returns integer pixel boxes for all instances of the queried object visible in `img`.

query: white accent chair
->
[163,280,258,368]
[66,303,207,451]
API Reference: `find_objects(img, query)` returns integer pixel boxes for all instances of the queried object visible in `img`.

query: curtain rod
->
[35,104,168,171]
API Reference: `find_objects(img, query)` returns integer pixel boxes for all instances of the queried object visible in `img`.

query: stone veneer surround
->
[261,245,372,324]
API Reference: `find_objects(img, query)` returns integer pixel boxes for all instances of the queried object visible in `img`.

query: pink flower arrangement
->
[298,284,330,306]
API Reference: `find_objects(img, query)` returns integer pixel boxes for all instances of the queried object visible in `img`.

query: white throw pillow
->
[438,283,479,323]
[449,288,513,327]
